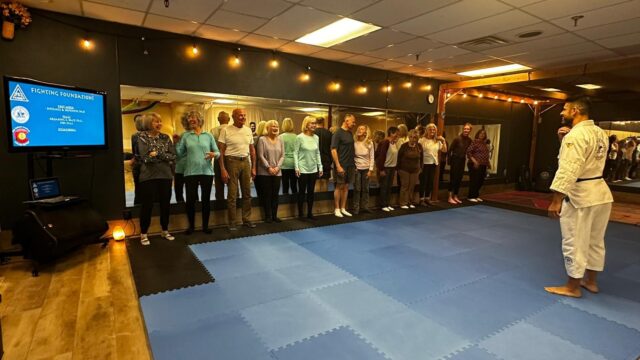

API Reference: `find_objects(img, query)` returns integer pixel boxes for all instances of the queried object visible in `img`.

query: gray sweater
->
[137,132,176,182]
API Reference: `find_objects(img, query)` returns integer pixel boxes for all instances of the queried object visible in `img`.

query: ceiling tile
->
[428,10,539,44]
[195,24,248,42]
[393,0,512,36]
[419,45,469,61]
[494,21,566,43]
[575,18,640,41]
[595,32,640,49]
[521,0,629,20]
[393,65,422,74]
[526,50,618,68]
[333,29,414,53]
[311,49,355,61]
[510,41,607,62]
[84,0,151,11]
[300,0,377,15]
[341,54,383,65]
[143,14,200,34]
[222,0,293,18]
[277,41,324,55]
[21,0,83,15]
[482,32,584,57]
[366,37,441,59]
[414,69,455,78]
[369,60,405,70]
[352,0,459,27]
[238,34,289,49]
[149,0,222,23]
[428,52,496,67]
[82,1,145,26]
[254,5,339,40]
[206,10,269,32]
[550,0,640,31]
[392,54,425,65]
[498,0,543,6]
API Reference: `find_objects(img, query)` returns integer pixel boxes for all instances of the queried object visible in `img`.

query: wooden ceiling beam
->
[441,56,640,90]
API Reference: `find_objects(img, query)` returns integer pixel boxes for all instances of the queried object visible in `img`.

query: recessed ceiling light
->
[576,83,602,89]
[296,18,381,47]
[542,88,562,92]
[457,63,531,77]
[213,99,234,104]
[362,111,385,116]
[299,107,323,112]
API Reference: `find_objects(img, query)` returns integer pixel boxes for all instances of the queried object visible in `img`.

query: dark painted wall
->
[445,96,534,182]
[0,10,440,226]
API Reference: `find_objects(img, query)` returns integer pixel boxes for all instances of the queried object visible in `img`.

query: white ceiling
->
[22,0,640,81]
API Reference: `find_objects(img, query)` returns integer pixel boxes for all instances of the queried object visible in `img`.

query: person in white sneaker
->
[136,113,176,245]
[375,127,399,212]
[466,129,491,203]
[397,130,423,209]
[331,114,357,217]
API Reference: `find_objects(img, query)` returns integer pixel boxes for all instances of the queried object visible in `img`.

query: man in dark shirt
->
[331,114,356,217]
[448,123,472,204]
[315,117,332,191]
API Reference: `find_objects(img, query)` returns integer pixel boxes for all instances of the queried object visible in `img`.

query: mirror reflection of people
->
[136,113,177,245]
[375,126,399,212]
[131,114,144,205]
[250,121,257,135]
[315,117,333,192]
[176,109,220,234]
[211,111,230,200]
[604,135,619,182]
[353,125,374,214]
[294,116,323,220]
[466,128,491,202]
[218,108,256,230]
[173,132,186,203]
[331,114,356,218]
[279,118,298,194]
[418,123,447,205]
[448,123,472,204]
[545,97,613,298]
[256,120,284,223]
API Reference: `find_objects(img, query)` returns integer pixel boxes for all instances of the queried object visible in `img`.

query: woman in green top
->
[294,116,323,219]
[176,109,219,234]
[279,118,298,194]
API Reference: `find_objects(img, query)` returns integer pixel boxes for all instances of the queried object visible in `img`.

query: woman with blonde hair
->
[136,113,176,245]
[256,120,284,223]
[353,125,374,214]
[294,116,323,219]
[279,117,298,194]
[254,120,267,145]
[418,123,447,205]
[176,109,220,234]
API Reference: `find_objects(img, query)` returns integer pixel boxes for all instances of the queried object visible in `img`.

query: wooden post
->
[431,87,448,202]
[529,103,541,175]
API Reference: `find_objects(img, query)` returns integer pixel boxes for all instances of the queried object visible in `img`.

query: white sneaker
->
[162,231,175,241]
[382,207,391,212]
[388,206,395,211]
[409,204,416,208]
[341,208,352,217]
[401,205,409,209]
[334,209,344,218]
[469,198,479,203]
[625,177,632,181]
[477,198,484,202]
[140,234,150,246]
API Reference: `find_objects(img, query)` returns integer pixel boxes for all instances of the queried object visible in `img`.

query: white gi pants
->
[560,200,612,279]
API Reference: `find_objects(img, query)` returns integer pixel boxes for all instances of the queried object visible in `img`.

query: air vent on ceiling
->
[457,36,509,49]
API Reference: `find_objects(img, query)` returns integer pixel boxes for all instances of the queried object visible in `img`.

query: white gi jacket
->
[550,120,613,209]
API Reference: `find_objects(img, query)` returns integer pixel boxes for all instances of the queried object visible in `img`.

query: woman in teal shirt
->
[176,109,219,234]
[279,118,298,194]
[294,116,323,219]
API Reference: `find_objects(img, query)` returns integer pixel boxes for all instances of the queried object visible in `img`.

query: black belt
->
[226,155,248,161]
[577,176,603,182]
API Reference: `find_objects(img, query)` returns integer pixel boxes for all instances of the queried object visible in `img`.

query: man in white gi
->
[545,97,613,298]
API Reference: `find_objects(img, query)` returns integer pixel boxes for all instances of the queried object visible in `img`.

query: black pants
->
[378,167,396,208]
[174,173,185,202]
[257,175,281,220]
[281,169,298,194]
[448,156,466,195]
[214,160,225,200]
[185,175,213,230]
[468,164,487,199]
[139,179,172,234]
[297,172,317,216]
[132,163,141,205]
[419,164,437,198]
[439,160,446,182]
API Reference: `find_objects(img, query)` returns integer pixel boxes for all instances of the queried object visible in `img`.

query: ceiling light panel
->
[255,6,340,40]
[576,84,602,89]
[296,18,381,48]
[457,63,531,77]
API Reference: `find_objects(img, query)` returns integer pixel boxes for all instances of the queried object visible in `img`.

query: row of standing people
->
[604,135,639,182]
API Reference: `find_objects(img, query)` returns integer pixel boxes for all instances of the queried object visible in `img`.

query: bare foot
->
[544,286,582,298]
[580,280,599,294]
[448,199,458,205]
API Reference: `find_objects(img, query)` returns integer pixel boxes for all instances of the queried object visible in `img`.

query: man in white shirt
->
[212,111,230,201]
[545,97,613,298]
[218,108,256,230]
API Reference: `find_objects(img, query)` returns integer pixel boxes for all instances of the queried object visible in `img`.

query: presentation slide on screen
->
[7,80,106,148]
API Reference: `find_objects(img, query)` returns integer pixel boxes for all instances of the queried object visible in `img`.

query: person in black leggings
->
[448,123,472,204]
[294,116,323,220]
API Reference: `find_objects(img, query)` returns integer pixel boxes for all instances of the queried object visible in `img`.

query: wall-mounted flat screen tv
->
[3,76,108,152]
